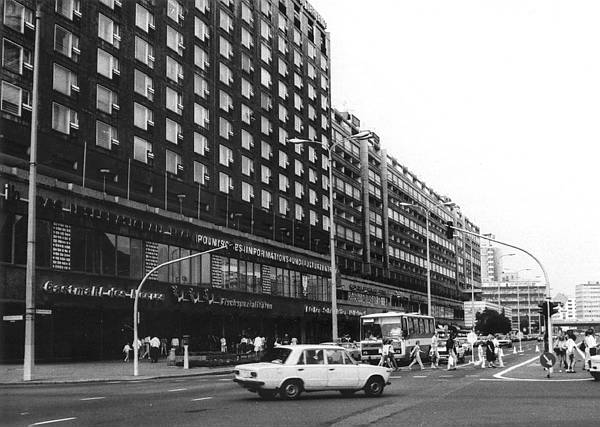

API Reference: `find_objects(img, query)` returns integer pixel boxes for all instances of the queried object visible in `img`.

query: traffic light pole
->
[447,225,554,376]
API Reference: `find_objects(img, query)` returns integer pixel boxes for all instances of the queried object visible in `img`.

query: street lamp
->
[497,253,515,306]
[287,130,373,341]
[398,201,456,316]
[133,245,227,376]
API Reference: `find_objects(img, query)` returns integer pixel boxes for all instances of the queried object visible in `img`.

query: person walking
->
[446,333,457,370]
[555,335,567,372]
[430,331,439,369]
[150,336,160,363]
[485,335,497,368]
[584,328,598,371]
[378,339,397,370]
[408,341,425,370]
[565,331,577,373]
[122,343,131,362]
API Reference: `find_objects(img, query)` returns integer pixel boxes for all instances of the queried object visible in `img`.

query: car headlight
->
[234,370,239,375]
[251,372,257,378]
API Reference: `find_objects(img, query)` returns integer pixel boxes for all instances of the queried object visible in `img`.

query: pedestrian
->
[408,340,425,370]
[141,336,151,359]
[282,333,290,345]
[584,328,598,371]
[150,336,160,363]
[160,337,168,357]
[220,336,227,353]
[446,332,457,370]
[430,331,439,369]
[476,343,485,368]
[253,334,263,359]
[291,337,298,345]
[555,335,566,372]
[565,331,577,373]
[122,343,131,362]
[485,335,497,368]
[378,339,397,370]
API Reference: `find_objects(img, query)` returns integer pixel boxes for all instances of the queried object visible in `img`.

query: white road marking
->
[492,356,594,382]
[29,417,77,426]
[191,397,213,401]
[439,375,454,378]
[80,397,105,401]
[107,381,121,384]
[412,375,427,378]
[168,388,187,392]
[218,378,231,381]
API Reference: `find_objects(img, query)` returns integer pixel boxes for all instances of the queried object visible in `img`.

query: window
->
[261,140,272,159]
[97,48,119,78]
[293,28,301,46]
[219,144,233,166]
[278,58,287,77]
[135,37,154,68]
[194,103,209,128]
[166,26,184,55]
[277,35,287,54]
[193,161,208,184]
[166,87,182,114]
[98,14,120,48]
[309,168,317,183]
[4,0,33,33]
[96,84,118,113]
[241,27,252,49]
[167,0,183,24]
[166,149,182,174]
[294,94,303,111]
[295,159,303,176]
[133,136,152,163]
[260,0,270,16]
[261,189,272,209]
[55,0,80,20]
[219,36,232,59]
[278,104,288,123]
[219,9,233,32]
[261,116,272,135]
[219,172,232,193]
[295,205,304,221]
[307,43,316,59]
[293,49,302,67]
[278,151,288,168]
[1,81,27,116]
[241,104,252,124]
[308,63,316,80]
[260,67,271,88]
[308,84,316,100]
[134,69,153,100]
[279,128,288,145]
[3,39,28,74]
[310,210,318,226]
[193,46,209,71]
[260,42,271,64]
[135,4,154,32]
[194,132,209,155]
[219,90,232,112]
[308,146,317,163]
[194,74,209,98]
[134,102,153,130]
[260,92,272,111]
[278,12,287,32]
[241,129,253,149]
[241,53,253,74]
[166,118,182,144]
[279,196,289,215]
[52,102,78,134]
[53,63,78,95]
[242,182,254,202]
[261,165,271,184]
[53,26,79,62]
[295,182,303,199]
[241,155,253,176]
[219,63,232,85]
[219,117,232,139]
[294,114,303,132]
[294,72,303,89]
[241,2,252,24]
[194,17,209,42]
[166,56,183,82]
[278,81,288,99]
[278,174,289,192]
[196,0,210,14]
[241,78,253,99]
[96,120,118,149]
[309,189,317,205]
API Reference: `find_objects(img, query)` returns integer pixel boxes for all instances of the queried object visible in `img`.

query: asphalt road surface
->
[2,346,599,426]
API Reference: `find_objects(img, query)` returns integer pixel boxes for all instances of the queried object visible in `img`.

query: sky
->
[310,0,600,296]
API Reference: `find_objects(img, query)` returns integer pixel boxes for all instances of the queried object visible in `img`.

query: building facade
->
[575,281,600,322]
[1,0,480,362]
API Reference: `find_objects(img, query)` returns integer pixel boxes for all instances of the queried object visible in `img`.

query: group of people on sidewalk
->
[553,328,598,373]
[122,336,168,363]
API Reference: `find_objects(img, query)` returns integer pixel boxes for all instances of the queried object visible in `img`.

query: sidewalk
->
[0,360,234,385]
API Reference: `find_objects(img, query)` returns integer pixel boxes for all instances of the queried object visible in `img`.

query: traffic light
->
[549,301,560,318]
[538,302,548,317]
[445,221,454,239]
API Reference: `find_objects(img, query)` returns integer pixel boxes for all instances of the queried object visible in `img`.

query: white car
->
[233,344,392,399]
[590,354,600,381]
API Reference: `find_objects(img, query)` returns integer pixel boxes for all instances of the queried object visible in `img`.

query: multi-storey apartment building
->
[575,281,600,321]
[0,0,480,362]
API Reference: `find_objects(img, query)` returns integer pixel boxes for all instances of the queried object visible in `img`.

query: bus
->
[359,312,436,364]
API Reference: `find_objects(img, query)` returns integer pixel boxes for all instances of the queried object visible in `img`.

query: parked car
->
[590,353,600,381]
[496,334,513,348]
[233,344,392,400]
[320,341,361,361]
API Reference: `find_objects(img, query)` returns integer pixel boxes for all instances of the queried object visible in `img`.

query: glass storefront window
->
[130,238,143,279]
[169,246,180,284]
[116,235,130,277]
[101,233,116,276]
[229,258,238,290]
[179,248,190,284]
[157,243,169,282]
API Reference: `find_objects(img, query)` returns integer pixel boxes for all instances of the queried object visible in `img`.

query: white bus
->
[359,312,436,363]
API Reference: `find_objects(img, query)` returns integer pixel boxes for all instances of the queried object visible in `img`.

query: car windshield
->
[260,348,292,364]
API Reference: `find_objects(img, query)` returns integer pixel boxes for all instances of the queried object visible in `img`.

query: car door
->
[297,349,328,390]
[325,349,359,388]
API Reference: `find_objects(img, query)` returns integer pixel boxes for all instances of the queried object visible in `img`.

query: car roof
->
[275,344,345,350]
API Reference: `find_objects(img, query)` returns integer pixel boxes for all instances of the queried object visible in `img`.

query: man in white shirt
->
[430,332,439,369]
[584,329,598,370]
[150,336,160,363]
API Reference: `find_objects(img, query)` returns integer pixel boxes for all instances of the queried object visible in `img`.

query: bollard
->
[183,344,189,370]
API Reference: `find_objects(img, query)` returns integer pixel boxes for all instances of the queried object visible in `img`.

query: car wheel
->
[340,390,356,397]
[591,372,600,381]
[364,376,385,397]
[257,390,278,400]
[280,380,303,400]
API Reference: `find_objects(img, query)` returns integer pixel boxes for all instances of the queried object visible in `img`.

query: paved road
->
[2,344,598,426]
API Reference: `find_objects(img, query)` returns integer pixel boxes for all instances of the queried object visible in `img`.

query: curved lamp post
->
[133,245,227,376]
[398,201,456,316]
[287,130,373,341]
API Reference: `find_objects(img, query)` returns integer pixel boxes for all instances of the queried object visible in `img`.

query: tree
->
[475,308,512,335]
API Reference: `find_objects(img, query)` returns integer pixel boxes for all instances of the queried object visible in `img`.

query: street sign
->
[540,352,556,368]
[517,331,523,340]
[35,309,52,315]
[467,331,477,345]
[3,315,23,321]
